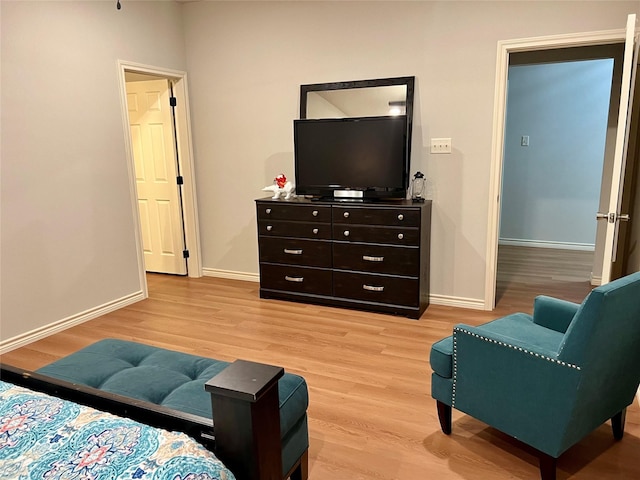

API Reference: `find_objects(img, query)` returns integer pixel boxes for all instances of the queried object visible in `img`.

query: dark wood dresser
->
[255,197,431,319]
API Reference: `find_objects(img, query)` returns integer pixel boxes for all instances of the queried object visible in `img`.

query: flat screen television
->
[294,115,409,200]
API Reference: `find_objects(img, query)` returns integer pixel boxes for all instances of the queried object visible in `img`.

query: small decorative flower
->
[274,174,287,188]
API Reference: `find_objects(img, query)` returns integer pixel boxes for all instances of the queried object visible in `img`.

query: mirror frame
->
[299,76,415,119]
[299,76,415,167]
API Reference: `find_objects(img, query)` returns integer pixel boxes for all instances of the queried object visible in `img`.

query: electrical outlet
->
[430,137,452,154]
[521,135,530,147]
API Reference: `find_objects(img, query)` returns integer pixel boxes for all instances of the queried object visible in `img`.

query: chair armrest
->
[533,295,580,333]
[451,324,582,456]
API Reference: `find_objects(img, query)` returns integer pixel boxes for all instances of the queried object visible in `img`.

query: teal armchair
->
[430,272,640,480]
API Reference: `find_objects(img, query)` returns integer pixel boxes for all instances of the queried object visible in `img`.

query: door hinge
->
[183,249,189,259]
[177,176,184,185]
[169,96,177,107]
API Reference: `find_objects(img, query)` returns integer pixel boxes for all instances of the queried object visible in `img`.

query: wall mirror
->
[299,76,415,165]
[300,76,415,119]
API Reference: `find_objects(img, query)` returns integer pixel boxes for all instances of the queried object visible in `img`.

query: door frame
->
[484,28,629,310]
[117,60,202,295]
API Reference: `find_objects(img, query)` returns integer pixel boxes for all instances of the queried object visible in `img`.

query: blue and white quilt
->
[0,380,236,480]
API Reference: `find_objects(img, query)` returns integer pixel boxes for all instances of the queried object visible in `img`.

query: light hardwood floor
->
[2,269,638,479]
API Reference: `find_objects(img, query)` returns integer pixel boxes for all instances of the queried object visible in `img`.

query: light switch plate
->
[430,138,452,154]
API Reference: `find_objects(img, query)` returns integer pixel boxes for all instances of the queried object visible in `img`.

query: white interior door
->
[599,14,639,284]
[126,79,187,275]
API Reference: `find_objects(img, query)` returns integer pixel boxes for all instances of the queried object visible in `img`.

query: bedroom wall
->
[182,1,639,307]
[0,1,187,343]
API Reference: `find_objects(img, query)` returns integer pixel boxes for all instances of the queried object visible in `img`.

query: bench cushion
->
[36,339,309,458]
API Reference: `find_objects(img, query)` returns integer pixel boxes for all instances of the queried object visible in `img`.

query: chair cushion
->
[476,313,565,355]
[36,338,308,441]
[430,336,453,378]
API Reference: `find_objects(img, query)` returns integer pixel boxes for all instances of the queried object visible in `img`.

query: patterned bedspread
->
[0,380,235,480]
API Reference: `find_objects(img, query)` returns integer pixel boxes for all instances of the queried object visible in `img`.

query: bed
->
[0,380,235,479]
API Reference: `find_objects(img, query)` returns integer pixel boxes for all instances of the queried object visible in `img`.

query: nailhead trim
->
[452,331,458,407]
[451,327,580,408]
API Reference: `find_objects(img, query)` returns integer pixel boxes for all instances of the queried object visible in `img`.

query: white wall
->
[182,1,639,305]
[500,59,614,248]
[0,1,187,342]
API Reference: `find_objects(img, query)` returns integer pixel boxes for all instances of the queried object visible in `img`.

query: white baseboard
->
[499,238,595,251]
[590,274,602,286]
[429,294,486,310]
[202,268,259,282]
[0,291,145,354]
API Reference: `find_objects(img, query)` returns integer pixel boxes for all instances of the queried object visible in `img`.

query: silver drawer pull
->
[343,212,350,218]
[397,214,404,221]
[265,208,272,214]
[343,230,350,237]
[363,284,384,292]
[284,248,303,255]
[266,225,273,231]
[363,255,384,262]
[312,228,319,234]
[312,210,318,217]
[398,233,404,240]
[285,276,304,283]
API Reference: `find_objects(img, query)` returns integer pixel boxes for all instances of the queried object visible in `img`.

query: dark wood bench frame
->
[1,360,308,480]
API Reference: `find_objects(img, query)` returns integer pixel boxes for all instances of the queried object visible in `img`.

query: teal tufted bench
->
[33,338,309,480]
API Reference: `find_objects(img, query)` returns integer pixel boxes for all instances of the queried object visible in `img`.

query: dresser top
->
[255,196,431,208]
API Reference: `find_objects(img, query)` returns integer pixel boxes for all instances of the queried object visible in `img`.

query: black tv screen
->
[294,116,408,199]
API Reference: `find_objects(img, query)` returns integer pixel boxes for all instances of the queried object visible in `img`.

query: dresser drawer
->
[259,237,332,267]
[333,243,419,276]
[257,203,331,222]
[332,224,419,245]
[334,271,419,307]
[332,205,420,227]
[260,264,332,296]
[258,220,331,239]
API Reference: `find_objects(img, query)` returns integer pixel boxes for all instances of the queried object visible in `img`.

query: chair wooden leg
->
[436,400,452,435]
[612,408,626,440]
[539,452,557,480]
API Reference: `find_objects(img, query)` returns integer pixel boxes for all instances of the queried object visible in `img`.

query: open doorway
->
[496,45,624,312]
[485,19,638,311]
[117,61,202,296]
